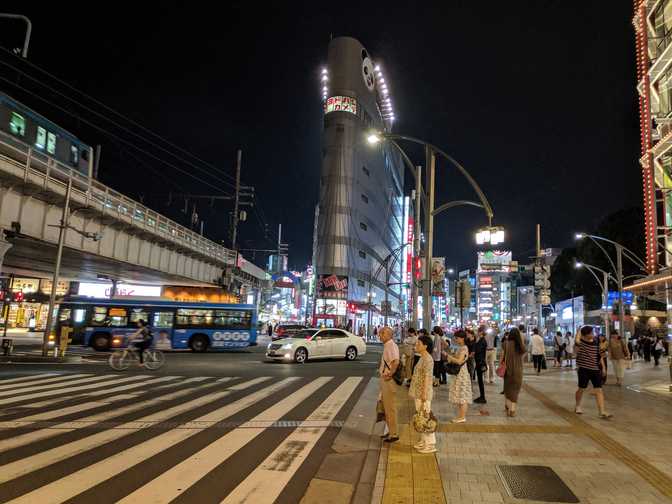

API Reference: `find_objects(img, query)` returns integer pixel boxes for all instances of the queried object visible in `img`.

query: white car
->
[266,328,366,363]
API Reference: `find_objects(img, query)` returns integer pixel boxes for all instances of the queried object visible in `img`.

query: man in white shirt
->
[564,331,575,368]
[484,329,498,384]
[379,326,399,443]
[531,328,546,374]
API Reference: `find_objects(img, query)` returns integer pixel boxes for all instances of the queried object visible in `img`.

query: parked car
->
[266,328,366,363]
[271,324,306,341]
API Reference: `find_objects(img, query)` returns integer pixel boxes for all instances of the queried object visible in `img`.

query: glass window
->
[360,222,367,231]
[152,311,174,328]
[329,330,347,338]
[91,306,108,326]
[357,279,365,287]
[361,194,368,203]
[35,126,46,150]
[108,307,128,327]
[47,132,56,155]
[9,112,25,137]
[176,308,213,326]
[129,308,149,324]
[73,309,86,323]
[70,145,79,165]
[362,166,370,176]
[58,308,72,322]
[214,309,252,329]
[359,250,366,259]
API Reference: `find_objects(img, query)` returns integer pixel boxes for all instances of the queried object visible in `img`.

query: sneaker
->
[417,445,437,454]
[383,436,399,443]
[599,412,613,419]
[451,417,466,424]
[574,407,584,415]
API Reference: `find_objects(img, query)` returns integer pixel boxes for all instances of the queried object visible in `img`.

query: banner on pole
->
[431,257,446,297]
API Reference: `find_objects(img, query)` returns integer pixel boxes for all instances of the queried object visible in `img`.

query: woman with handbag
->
[409,334,437,453]
[502,327,526,417]
[446,330,471,423]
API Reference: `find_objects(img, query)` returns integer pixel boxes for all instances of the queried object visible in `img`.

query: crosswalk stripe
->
[0,374,95,395]
[0,374,90,391]
[116,377,334,504]
[0,376,274,480]
[0,375,149,406]
[222,377,362,504]
[18,392,136,410]
[80,375,181,396]
[0,373,58,385]
[5,377,299,503]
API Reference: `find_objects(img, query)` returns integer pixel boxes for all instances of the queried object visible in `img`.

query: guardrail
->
[0,131,237,266]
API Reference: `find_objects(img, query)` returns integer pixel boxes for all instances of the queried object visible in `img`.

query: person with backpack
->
[129,319,153,364]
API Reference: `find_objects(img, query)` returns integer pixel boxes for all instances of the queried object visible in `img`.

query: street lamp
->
[475,226,505,246]
[575,261,614,340]
[367,130,496,329]
[575,233,647,342]
[367,291,376,341]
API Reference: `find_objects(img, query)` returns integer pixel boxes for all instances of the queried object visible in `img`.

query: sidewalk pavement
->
[372,359,672,504]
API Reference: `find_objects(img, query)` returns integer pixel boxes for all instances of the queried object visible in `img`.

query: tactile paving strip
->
[496,465,579,503]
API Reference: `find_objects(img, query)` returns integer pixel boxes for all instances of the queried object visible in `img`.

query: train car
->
[0,91,93,179]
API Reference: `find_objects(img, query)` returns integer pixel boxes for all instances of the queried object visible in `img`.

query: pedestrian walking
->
[465,328,476,380]
[485,327,498,383]
[608,331,629,386]
[499,330,509,395]
[431,326,447,385]
[574,325,612,419]
[599,333,609,384]
[502,327,526,417]
[473,326,488,403]
[402,327,418,385]
[446,330,471,423]
[531,328,545,375]
[378,327,400,442]
[267,323,273,338]
[564,331,575,368]
[409,334,436,453]
[643,333,652,362]
[553,331,564,367]
[653,336,664,366]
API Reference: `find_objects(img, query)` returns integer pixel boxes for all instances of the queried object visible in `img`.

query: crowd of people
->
[378,322,669,452]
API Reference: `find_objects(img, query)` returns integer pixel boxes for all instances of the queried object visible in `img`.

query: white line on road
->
[222,377,362,504]
[6,377,299,504]
[116,377,332,504]
[80,376,181,397]
[0,374,59,387]
[0,374,94,394]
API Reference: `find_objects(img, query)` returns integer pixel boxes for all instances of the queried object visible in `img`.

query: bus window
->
[108,308,128,327]
[153,311,174,328]
[73,309,86,323]
[59,308,72,322]
[214,310,252,330]
[129,308,149,324]
[176,308,213,326]
[91,306,108,325]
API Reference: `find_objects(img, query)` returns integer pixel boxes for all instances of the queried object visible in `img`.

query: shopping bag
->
[376,399,385,423]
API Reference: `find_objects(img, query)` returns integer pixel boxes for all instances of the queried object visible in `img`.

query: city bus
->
[56,297,257,352]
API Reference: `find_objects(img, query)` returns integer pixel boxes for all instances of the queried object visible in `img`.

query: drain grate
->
[496,465,579,503]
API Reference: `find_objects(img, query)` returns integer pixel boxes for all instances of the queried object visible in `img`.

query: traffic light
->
[13,291,24,303]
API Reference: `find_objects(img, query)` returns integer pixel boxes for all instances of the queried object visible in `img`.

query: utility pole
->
[422,147,436,329]
[616,245,626,342]
[43,178,72,356]
[231,149,242,251]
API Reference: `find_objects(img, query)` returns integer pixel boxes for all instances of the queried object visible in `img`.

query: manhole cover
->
[496,465,579,503]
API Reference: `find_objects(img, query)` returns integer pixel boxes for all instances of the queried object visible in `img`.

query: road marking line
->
[222,377,362,504]
[0,377,273,478]
[6,377,299,504]
[0,374,95,394]
[0,375,148,406]
[20,393,134,409]
[0,373,59,385]
[81,376,181,396]
[117,377,333,504]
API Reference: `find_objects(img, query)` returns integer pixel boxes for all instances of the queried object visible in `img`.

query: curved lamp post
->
[367,131,499,327]
[575,261,615,340]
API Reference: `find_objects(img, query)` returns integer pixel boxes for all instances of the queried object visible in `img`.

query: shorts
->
[577,367,602,389]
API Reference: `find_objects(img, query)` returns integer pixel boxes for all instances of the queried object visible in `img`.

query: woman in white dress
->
[446,330,471,423]
[409,334,436,453]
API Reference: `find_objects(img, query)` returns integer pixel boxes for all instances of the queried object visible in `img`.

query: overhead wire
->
[0,58,238,191]
[0,46,241,186]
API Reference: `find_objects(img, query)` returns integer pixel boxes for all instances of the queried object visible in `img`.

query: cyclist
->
[129,319,153,364]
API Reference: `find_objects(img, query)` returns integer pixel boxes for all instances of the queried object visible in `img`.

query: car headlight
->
[281,343,293,350]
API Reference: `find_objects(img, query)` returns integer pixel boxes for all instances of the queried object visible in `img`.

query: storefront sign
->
[39,279,69,296]
[324,96,357,115]
[317,275,348,299]
[77,282,162,298]
[11,277,39,294]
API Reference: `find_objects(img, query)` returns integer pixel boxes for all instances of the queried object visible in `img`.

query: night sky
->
[0,1,640,272]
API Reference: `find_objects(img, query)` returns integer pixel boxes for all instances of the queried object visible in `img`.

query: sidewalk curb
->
[0,355,83,363]
[301,378,381,504]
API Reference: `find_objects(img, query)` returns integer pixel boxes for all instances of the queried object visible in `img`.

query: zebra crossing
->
[0,372,367,503]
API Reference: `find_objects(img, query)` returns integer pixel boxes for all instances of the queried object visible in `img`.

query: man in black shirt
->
[474,326,488,403]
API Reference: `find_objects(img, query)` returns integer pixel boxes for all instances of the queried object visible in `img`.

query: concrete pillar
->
[0,234,12,274]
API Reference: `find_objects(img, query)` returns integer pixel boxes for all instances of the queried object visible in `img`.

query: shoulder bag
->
[384,360,404,386]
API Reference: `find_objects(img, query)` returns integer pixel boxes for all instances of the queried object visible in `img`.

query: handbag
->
[541,356,547,370]
[384,360,404,386]
[496,361,506,378]
[445,361,463,375]
[376,399,385,423]
[412,408,438,433]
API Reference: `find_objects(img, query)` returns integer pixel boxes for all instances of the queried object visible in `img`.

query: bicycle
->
[109,341,165,371]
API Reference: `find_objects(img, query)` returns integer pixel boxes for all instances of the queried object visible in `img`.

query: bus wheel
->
[189,335,209,353]
[91,332,110,351]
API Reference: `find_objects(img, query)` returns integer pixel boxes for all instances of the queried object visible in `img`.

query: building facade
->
[313,37,404,331]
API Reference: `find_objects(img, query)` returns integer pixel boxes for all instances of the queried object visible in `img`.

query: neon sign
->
[325,96,358,115]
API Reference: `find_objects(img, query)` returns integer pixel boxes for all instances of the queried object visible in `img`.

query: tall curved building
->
[313,37,405,333]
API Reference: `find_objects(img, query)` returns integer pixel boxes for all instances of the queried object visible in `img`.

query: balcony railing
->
[0,131,237,267]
